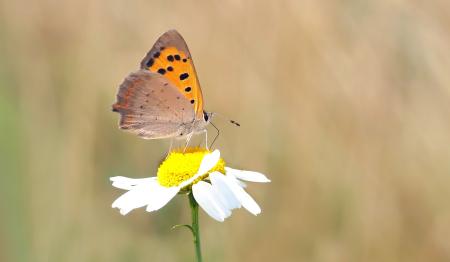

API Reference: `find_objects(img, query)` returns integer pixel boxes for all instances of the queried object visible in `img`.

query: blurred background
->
[1,0,450,261]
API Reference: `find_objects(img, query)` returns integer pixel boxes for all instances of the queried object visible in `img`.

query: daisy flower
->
[110,148,270,222]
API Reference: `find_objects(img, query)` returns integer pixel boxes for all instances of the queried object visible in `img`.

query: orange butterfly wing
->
[140,30,204,119]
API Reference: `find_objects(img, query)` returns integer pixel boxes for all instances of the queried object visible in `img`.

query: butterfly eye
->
[203,111,209,122]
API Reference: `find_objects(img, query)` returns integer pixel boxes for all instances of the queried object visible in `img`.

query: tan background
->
[1,0,450,261]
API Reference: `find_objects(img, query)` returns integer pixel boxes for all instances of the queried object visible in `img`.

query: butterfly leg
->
[183,133,194,153]
[204,130,209,150]
[166,138,174,158]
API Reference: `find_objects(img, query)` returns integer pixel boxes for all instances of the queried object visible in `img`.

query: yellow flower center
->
[157,147,225,188]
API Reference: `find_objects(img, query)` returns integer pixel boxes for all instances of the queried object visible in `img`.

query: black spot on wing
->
[180,73,189,80]
[146,58,154,67]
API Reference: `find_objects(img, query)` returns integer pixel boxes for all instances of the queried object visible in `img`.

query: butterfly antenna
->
[210,122,220,149]
[214,112,241,127]
[230,119,241,127]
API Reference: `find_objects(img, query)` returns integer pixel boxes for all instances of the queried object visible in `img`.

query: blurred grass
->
[1,0,450,261]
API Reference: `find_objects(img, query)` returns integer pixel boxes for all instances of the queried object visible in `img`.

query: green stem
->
[188,193,203,262]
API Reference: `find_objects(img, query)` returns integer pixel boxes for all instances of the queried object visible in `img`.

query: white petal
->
[112,179,157,215]
[192,181,230,222]
[223,175,262,215]
[225,167,271,183]
[210,172,241,210]
[228,175,247,188]
[110,176,156,190]
[197,150,220,175]
[111,178,179,215]
[145,185,180,212]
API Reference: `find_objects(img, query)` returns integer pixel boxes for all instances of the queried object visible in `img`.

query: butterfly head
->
[203,110,214,124]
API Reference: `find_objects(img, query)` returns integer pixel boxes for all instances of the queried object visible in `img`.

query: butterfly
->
[112,30,213,141]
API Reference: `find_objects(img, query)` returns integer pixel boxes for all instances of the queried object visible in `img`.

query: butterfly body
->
[113,30,212,140]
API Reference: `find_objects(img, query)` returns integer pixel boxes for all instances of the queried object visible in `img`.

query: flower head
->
[157,148,225,188]
[110,148,270,221]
